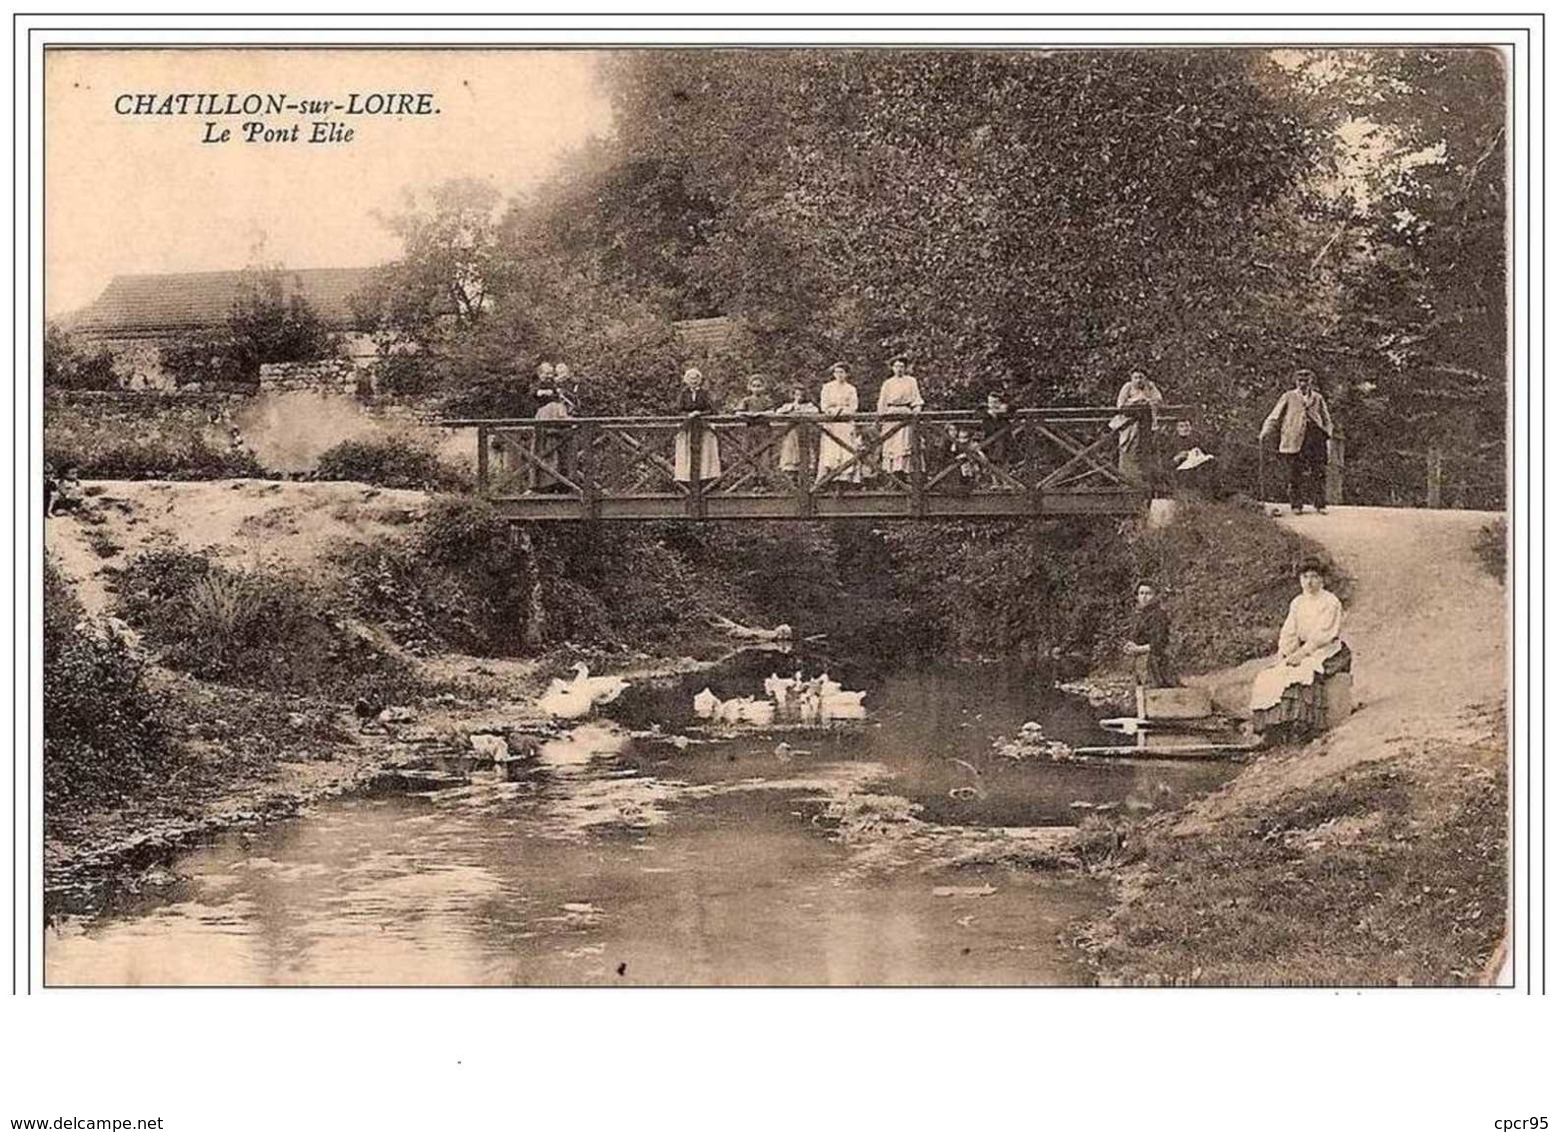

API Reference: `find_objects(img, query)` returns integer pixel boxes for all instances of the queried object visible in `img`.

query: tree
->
[596,49,1308,400]
[357,179,506,339]
[154,266,338,386]
[226,267,339,375]
[1253,48,1507,505]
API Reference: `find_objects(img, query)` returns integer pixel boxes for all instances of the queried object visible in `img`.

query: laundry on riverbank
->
[992,721,1075,762]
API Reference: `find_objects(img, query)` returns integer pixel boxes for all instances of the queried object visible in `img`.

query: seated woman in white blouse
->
[1248,557,1352,740]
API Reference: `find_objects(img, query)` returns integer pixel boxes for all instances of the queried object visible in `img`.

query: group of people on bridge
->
[492,356,1337,508]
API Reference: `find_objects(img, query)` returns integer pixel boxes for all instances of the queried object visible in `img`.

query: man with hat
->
[1259,368,1335,514]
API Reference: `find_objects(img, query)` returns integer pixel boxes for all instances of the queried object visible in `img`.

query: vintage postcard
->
[35,36,1519,993]
[10,12,1550,1130]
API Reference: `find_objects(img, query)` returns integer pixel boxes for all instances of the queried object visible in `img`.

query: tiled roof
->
[74,267,385,333]
[673,316,739,351]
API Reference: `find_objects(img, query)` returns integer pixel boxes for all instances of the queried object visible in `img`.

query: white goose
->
[569,663,630,704]
[693,687,722,718]
[538,663,631,719]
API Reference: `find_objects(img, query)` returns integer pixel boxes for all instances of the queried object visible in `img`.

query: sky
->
[44,49,615,316]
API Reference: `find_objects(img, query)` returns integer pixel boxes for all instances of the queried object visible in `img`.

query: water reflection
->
[46,660,1234,986]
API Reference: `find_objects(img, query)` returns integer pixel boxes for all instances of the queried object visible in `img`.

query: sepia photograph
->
[37,39,1513,992]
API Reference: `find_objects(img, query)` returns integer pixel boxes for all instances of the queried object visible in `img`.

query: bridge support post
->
[1426,446,1444,509]
[580,421,600,521]
[795,422,816,518]
[511,524,547,650]
[909,421,927,517]
[688,419,706,519]
[1326,434,1345,506]
[476,425,490,496]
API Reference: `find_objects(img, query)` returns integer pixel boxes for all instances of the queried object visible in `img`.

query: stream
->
[45,652,1237,986]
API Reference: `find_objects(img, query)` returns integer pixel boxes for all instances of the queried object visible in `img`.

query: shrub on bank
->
[45,392,268,480]
[341,498,849,658]
[46,433,267,480]
[346,498,714,656]
[110,549,418,699]
[44,557,173,813]
[314,437,469,491]
[1474,517,1506,582]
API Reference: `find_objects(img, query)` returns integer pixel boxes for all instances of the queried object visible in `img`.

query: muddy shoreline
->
[43,643,761,917]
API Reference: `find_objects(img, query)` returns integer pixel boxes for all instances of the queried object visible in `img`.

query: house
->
[69,267,384,389]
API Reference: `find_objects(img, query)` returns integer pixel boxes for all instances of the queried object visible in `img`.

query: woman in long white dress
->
[673,367,722,484]
[815,363,861,487]
[876,355,924,476]
[1248,558,1352,739]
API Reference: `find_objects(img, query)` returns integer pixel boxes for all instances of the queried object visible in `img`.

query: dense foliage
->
[44,390,267,479]
[45,433,266,480]
[43,324,120,391]
[160,267,340,387]
[111,549,415,699]
[44,556,172,812]
[348,497,851,656]
[314,437,469,491]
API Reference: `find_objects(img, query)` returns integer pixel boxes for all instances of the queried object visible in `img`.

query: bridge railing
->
[441,405,1182,520]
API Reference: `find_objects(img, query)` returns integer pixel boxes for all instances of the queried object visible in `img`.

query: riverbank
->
[1079,507,1508,985]
[42,642,771,915]
[47,478,1444,982]
[42,477,800,910]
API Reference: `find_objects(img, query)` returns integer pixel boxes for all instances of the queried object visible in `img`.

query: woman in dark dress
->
[673,367,722,483]
[1123,581,1174,689]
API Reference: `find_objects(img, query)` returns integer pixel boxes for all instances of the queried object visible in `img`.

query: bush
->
[315,437,468,491]
[1474,517,1506,581]
[111,549,417,698]
[44,324,120,391]
[346,498,794,658]
[44,557,172,812]
[45,435,267,480]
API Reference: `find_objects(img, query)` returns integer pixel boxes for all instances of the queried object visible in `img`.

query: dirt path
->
[1090,505,1509,985]
[1181,505,1506,819]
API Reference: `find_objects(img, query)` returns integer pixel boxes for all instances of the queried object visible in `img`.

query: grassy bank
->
[1076,506,1508,986]
[1081,722,1505,985]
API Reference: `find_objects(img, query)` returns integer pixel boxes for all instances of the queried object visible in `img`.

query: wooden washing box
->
[1139,686,1214,721]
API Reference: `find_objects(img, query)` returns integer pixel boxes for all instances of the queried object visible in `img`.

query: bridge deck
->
[443,405,1171,521]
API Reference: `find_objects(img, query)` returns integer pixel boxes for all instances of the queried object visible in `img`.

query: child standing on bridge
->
[774,383,819,482]
[733,374,777,489]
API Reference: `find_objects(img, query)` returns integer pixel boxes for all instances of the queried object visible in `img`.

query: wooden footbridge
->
[442,405,1178,521]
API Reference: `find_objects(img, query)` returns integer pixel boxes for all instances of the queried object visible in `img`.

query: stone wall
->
[258,358,376,397]
[78,335,175,390]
